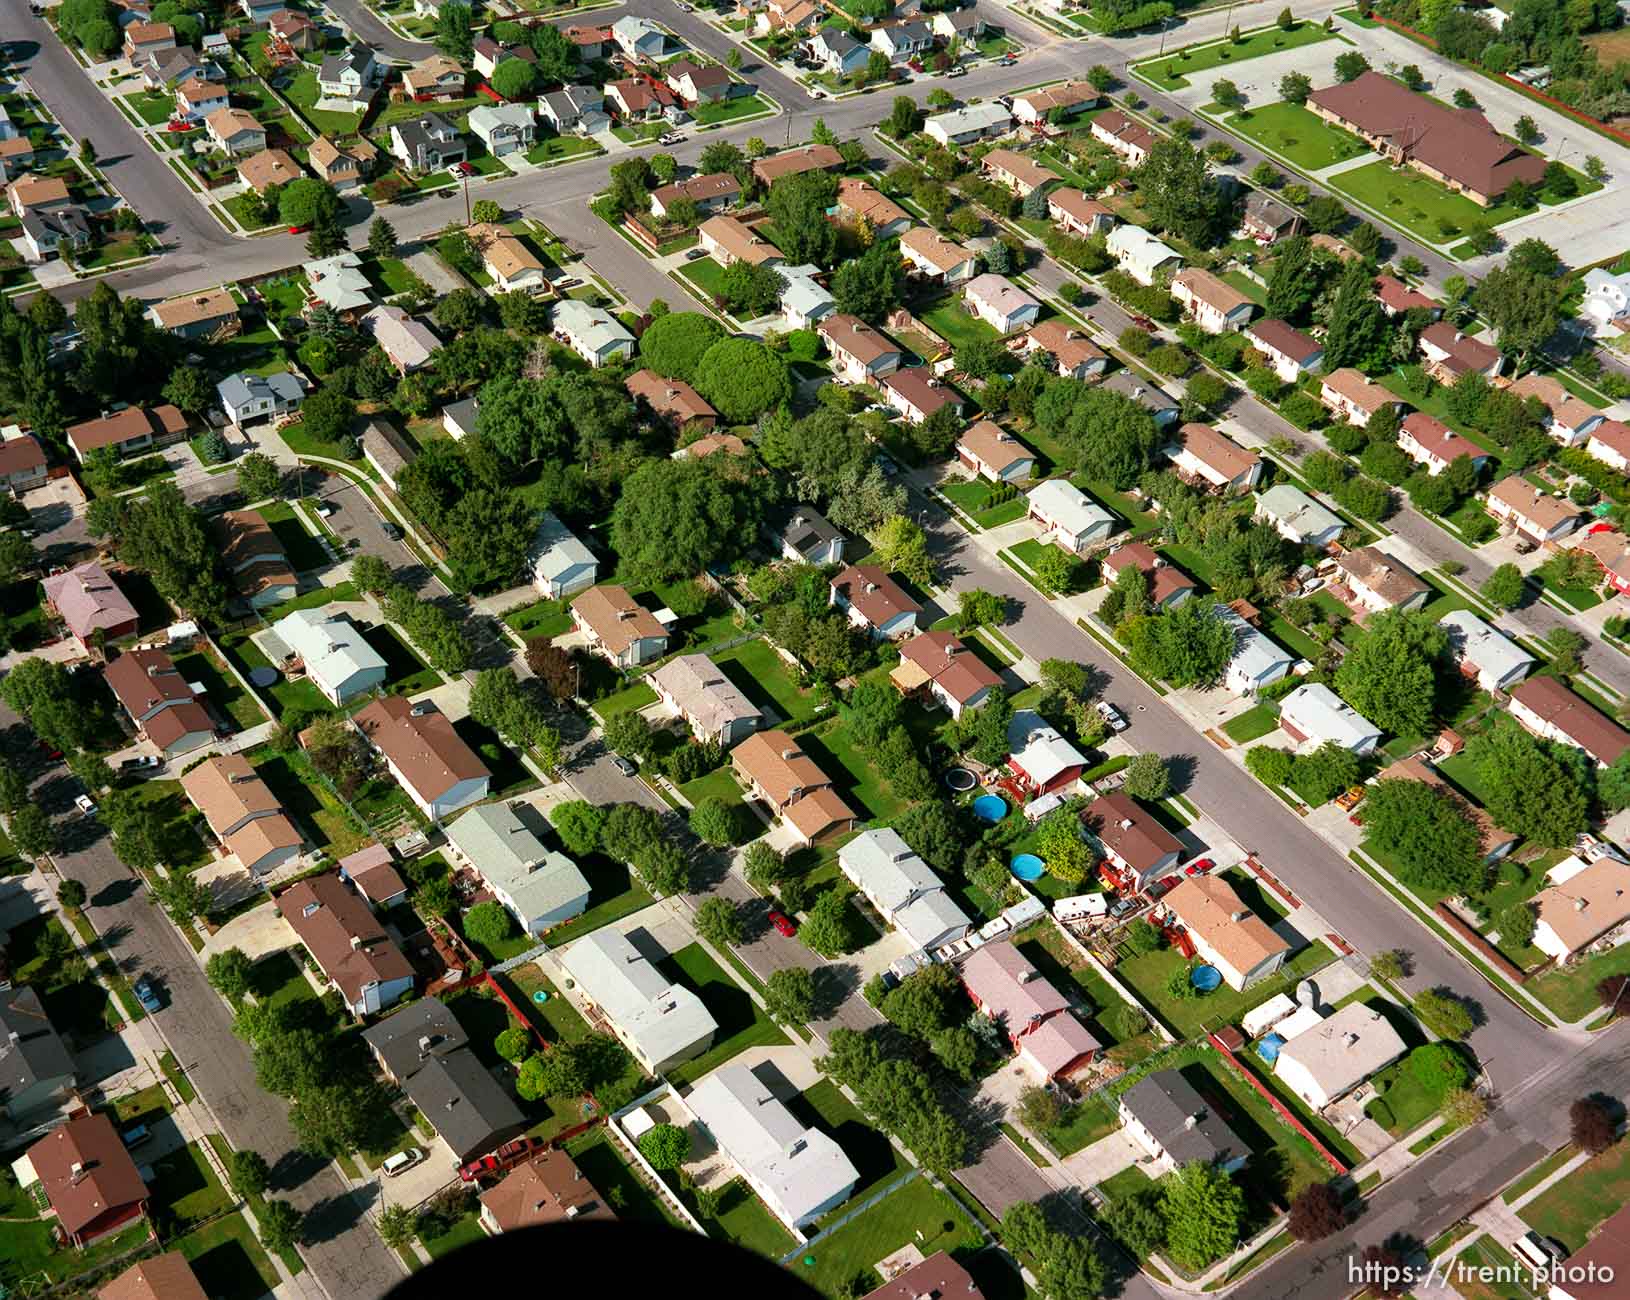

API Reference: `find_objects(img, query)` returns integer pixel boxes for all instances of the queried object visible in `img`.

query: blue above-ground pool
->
[1011,853,1046,881]
[1256,1032,1287,1064]
[972,793,1008,823]
[1191,964,1223,993]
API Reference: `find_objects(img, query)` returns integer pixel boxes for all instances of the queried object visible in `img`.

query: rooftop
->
[558,928,717,1066]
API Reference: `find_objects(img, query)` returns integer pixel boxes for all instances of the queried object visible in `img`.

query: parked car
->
[1184,858,1214,876]
[121,1124,152,1149]
[133,978,161,1014]
[611,756,637,777]
[382,521,403,540]
[1095,700,1128,732]
[685,247,708,260]
[1334,785,1366,812]
[947,65,967,77]
[383,1148,425,1177]
[768,910,797,938]
[1108,897,1142,919]
[659,132,684,145]
[120,756,161,773]
[74,794,97,816]
[315,500,336,517]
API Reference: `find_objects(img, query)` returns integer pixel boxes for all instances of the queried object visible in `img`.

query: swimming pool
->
[972,794,1008,823]
[1011,853,1045,881]
[1191,964,1223,992]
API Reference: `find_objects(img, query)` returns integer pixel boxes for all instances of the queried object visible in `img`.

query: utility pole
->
[463,170,471,227]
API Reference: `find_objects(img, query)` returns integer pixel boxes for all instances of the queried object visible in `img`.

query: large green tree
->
[1161,1161,1247,1270]
[1132,137,1226,246]
[638,311,727,381]
[609,455,765,583]
[1123,598,1237,688]
[1032,380,1159,488]
[1322,261,1390,371]
[1359,778,1486,895]
[692,338,792,423]
[1334,609,1448,737]
[766,170,840,267]
[1473,264,1561,367]
[1466,716,1590,847]
[832,239,907,322]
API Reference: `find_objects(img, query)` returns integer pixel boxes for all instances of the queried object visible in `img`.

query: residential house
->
[923,102,1012,148]
[900,226,977,283]
[1119,1071,1248,1173]
[612,15,667,61]
[0,431,47,493]
[1373,274,1440,318]
[1274,1002,1407,1109]
[751,144,843,186]
[270,607,386,705]
[965,273,1041,334]
[830,564,922,640]
[18,1115,147,1247]
[174,76,229,125]
[479,1150,616,1234]
[414,0,469,18]
[807,29,868,78]
[864,1255,981,1300]
[1418,322,1503,383]
[142,45,222,92]
[15,201,87,263]
[1102,542,1195,610]
[649,653,761,747]
[360,420,414,493]
[317,44,377,105]
[205,107,265,157]
[1161,422,1261,495]
[667,60,732,105]
[65,404,187,465]
[99,1255,209,1300]
[472,38,536,80]
[958,420,1035,482]
[1098,370,1179,425]
[627,369,717,433]
[1382,755,1518,862]
[1306,71,1545,206]
[1241,191,1302,243]
[9,175,71,217]
[1086,790,1181,888]
[539,85,608,136]
[149,287,239,339]
[768,504,845,567]
[1008,711,1087,797]
[444,801,593,936]
[839,828,972,951]
[1398,412,1488,476]
[960,940,1101,1081]
[1047,188,1115,237]
[0,987,75,1120]
[1485,476,1582,543]
[1585,420,1630,474]
[558,927,716,1074]
[563,24,614,60]
[442,397,479,441]
[756,0,822,35]
[834,178,911,238]
[466,221,548,294]
[307,251,373,315]
[468,103,536,158]
[982,148,1052,197]
[1219,606,1296,696]
[1320,368,1405,425]
[731,728,856,845]
[1162,875,1289,991]
[1334,546,1430,614]
[1532,856,1630,960]
[892,630,1001,720]
[881,367,962,425]
[551,299,635,367]
[871,20,933,60]
[1090,109,1159,164]
[180,754,303,875]
[650,171,741,219]
[780,269,835,331]
[240,0,286,23]
[570,584,669,667]
[268,8,319,51]
[529,511,597,600]
[402,54,467,100]
[1171,268,1255,333]
[276,873,413,1016]
[1510,373,1606,446]
[818,313,903,385]
[389,112,465,173]
[42,563,138,650]
[1026,478,1116,554]
[337,843,409,912]
[307,133,375,191]
[1011,80,1098,125]
[699,213,782,267]
[216,370,304,426]
[0,133,34,179]
[1511,675,1630,767]
[1439,609,1536,693]
[1014,319,1108,380]
[103,647,214,756]
[1578,526,1630,596]
[1105,224,1181,286]
[123,19,175,62]
[1246,319,1323,382]
[354,697,490,823]
[1279,683,1382,755]
[1582,266,1630,335]
[363,305,440,375]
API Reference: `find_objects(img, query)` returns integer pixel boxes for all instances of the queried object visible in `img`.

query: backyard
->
[658,942,788,1085]
[259,500,332,573]
[1113,935,1338,1040]
[711,637,820,726]
[1222,101,1370,171]
[171,648,266,731]
[360,621,441,696]
[795,1175,982,1299]
[918,293,1000,350]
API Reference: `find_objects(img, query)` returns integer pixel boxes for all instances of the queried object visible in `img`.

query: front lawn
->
[1519,1138,1630,1251]
[360,621,441,695]
[1223,701,1280,743]
[420,1208,485,1260]
[1222,101,1371,171]
[658,942,787,1085]
[526,134,602,166]
[918,294,999,349]
[691,92,773,126]
[284,68,364,135]
[711,637,820,725]
[503,597,572,640]
[678,765,746,806]
[1114,937,1337,1041]
[594,679,658,720]
[1137,21,1339,85]
[796,1177,982,1299]
[678,254,730,301]
[125,88,175,125]
[248,950,318,1010]
[257,500,332,573]
[126,778,211,872]
[1329,160,1526,244]
[149,1141,233,1227]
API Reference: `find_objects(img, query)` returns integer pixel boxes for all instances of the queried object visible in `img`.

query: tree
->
[1442,1085,1487,1127]
[1288,1183,1348,1242]
[53,878,85,912]
[236,452,282,502]
[206,948,254,1000]
[367,216,397,259]
[305,208,345,259]
[494,1025,531,1064]
[1474,265,1560,367]
[1600,973,1630,1018]
[956,588,1006,633]
[763,967,816,1024]
[258,1199,305,1253]
[517,1046,588,1101]
[689,798,739,848]
[693,338,791,423]
[1513,113,1540,145]
[1333,50,1370,81]
[377,1204,417,1250]
[1481,563,1525,610]
[693,896,744,950]
[888,96,920,138]
[228,1149,270,1199]
[637,1124,690,1171]
[1323,261,1390,371]
[1356,778,1484,895]
[1124,598,1237,689]
[800,889,854,957]
[550,802,605,860]
[10,805,55,860]
[1132,137,1226,246]
[279,178,340,231]
[1280,71,1312,104]
[1414,989,1476,1039]
[1467,717,1589,848]
[162,364,212,414]
[743,842,785,894]
[832,239,905,323]
[1162,1161,1246,1270]
[489,56,538,100]
[463,901,512,951]
[1213,79,1244,111]
[874,515,935,589]
[1585,155,1608,184]
[1121,754,1170,802]
[1015,1085,1061,1133]
[1570,1097,1618,1155]
[1335,609,1447,737]
[609,455,763,584]
[1037,804,1092,884]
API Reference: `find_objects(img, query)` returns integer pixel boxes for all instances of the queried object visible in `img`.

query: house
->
[1241,191,1302,243]
[628,371,717,435]
[181,754,303,875]
[751,144,844,187]
[42,562,138,650]
[558,927,716,1073]
[390,113,464,173]
[965,273,1041,334]
[529,511,597,600]
[871,20,934,60]
[0,431,47,493]
[1439,609,1536,693]
[650,172,741,219]
[149,287,239,339]
[1279,683,1382,755]
[336,843,409,912]
[818,313,903,385]
[1106,224,1181,286]
[829,564,921,640]
[0,133,34,179]
[354,696,490,823]
[1027,478,1116,554]
[466,221,548,294]
[402,54,467,100]
[893,630,1001,720]
[1014,319,1108,381]
[1511,676,1630,767]
[1171,268,1255,333]
[240,0,286,23]
[442,397,479,442]
[881,367,962,425]
[1162,875,1289,990]
[551,299,635,367]
[685,1063,860,1231]
[539,85,608,136]
[900,227,977,284]
[1307,71,1545,206]
[99,1255,209,1300]
[780,270,835,331]
[1219,606,1296,696]
[472,38,535,80]
[1382,755,1517,862]
[1485,476,1582,544]
[1008,711,1087,797]
[923,102,1012,148]
[18,1115,147,1247]
[570,584,669,667]
[958,420,1035,483]
[271,608,386,705]
[834,178,911,239]
[1418,322,1503,383]
[612,15,667,61]
[1398,412,1488,476]
[1543,1203,1630,1300]
[1320,368,1405,425]
[807,29,869,78]
[143,45,221,92]
[863,1254,980,1300]
[1372,274,1440,318]
[756,508,841,572]
[363,305,440,375]
[1090,109,1160,165]
[468,103,536,157]
[1531,856,1630,960]
[1582,267,1630,335]
[123,19,175,62]
[307,251,373,315]
[317,44,377,104]
[17,205,90,264]
[699,214,782,268]
[479,1149,616,1234]
[268,8,319,50]
[839,828,972,951]
[981,148,1052,198]
[563,24,614,60]
[204,106,265,157]
[731,728,853,840]
[606,78,676,120]
[649,653,761,747]
[1011,81,1098,125]
[103,647,214,756]
[1163,422,1262,494]
[174,76,229,125]
[1585,420,1630,474]
[66,404,187,465]
[1086,790,1181,888]
[667,60,732,105]
[443,801,592,935]
[1047,188,1115,237]
[1334,546,1430,614]
[1577,526,1630,597]
[1099,371,1178,427]
[276,873,413,1016]
[1119,1071,1248,1174]
[757,0,822,35]
[960,940,1101,1081]
[1510,373,1606,446]
[1274,1002,1407,1109]
[216,370,304,426]
[1102,542,1195,610]
[1246,319,1323,383]
[8,174,71,217]
[0,987,75,1120]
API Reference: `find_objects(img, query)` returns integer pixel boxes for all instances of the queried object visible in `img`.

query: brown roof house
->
[958,419,1035,483]
[1382,756,1517,863]
[1531,855,1630,962]
[1319,368,1405,426]
[1162,422,1262,494]
[354,696,490,823]
[1510,676,1630,768]
[18,1113,148,1247]
[648,653,761,747]
[42,562,138,651]
[882,367,963,426]
[479,1148,616,1233]
[981,148,1052,197]
[1161,875,1289,991]
[65,404,188,465]
[308,136,368,191]
[1013,319,1108,381]
[1419,322,1503,383]
[1373,275,1440,318]
[835,178,911,238]
[1102,542,1196,611]
[103,648,214,757]
[627,369,717,433]
[0,430,48,493]
[1486,477,1582,544]
[699,213,782,268]
[236,146,301,194]
[1398,412,1488,476]
[1509,373,1607,447]
[817,313,904,386]
[215,509,297,609]
[205,106,266,157]
[1246,319,1324,384]
[1171,268,1255,334]
[863,1253,984,1300]
[570,584,669,668]
[829,564,922,640]
[99,1254,208,1300]
[650,171,742,220]
[1086,791,1182,891]
[732,729,856,846]
[148,287,240,340]
[181,753,304,876]
[1333,546,1430,615]
[751,143,842,186]
[893,630,1001,719]
[900,226,978,284]
[465,221,547,295]
[1048,188,1115,237]
[336,843,409,911]
[276,873,414,1016]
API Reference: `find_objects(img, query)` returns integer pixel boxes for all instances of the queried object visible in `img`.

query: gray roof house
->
[1439,609,1536,693]
[1118,1070,1247,1173]
[468,103,536,158]
[808,30,868,77]
[362,996,468,1083]
[1274,1003,1407,1109]
[539,85,607,135]
[317,43,376,102]
[1218,607,1295,696]
[529,511,597,600]
[390,112,465,173]
[769,504,844,567]
[1026,479,1117,554]
[552,299,635,367]
[924,101,1012,147]
[1100,370,1180,428]
[216,370,304,426]
[649,653,761,747]
[1255,484,1344,548]
[1279,683,1382,755]
[558,927,716,1074]
[442,396,479,441]
[0,987,77,1121]
[838,828,972,953]
[270,608,387,705]
[443,802,591,938]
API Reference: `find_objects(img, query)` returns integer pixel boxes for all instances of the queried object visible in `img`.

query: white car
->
[74,794,98,815]
[1095,700,1128,733]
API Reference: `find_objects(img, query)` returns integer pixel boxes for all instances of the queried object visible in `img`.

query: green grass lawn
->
[252,749,370,857]
[526,134,603,166]
[797,1177,982,1298]
[284,68,364,135]
[1329,159,1533,245]
[1526,939,1630,1021]
[1115,938,1336,1041]
[451,715,536,797]
[678,765,746,807]
[1138,22,1338,85]
[0,1220,151,1289]
[125,778,211,873]
[918,294,1000,349]
[420,1208,485,1260]
[125,88,175,125]
[659,943,787,1085]
[248,950,318,1010]
[1450,1237,1541,1300]
[149,1141,233,1227]
[798,722,905,823]
[711,637,821,725]
[668,1172,797,1259]
[787,1079,911,1217]
[595,679,658,721]
[365,255,420,297]
[678,254,730,301]
[112,1081,171,1128]
[565,1130,687,1230]
[1222,101,1372,171]
[540,853,655,950]
[361,621,441,695]
[11,914,117,1042]
[258,500,332,573]
[692,93,773,126]
[219,631,328,719]
[177,1209,286,1298]
[503,597,572,640]
[1223,701,1280,743]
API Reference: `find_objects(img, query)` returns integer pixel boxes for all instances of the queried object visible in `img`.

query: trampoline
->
[1191,964,1223,993]
[1011,853,1046,881]
[248,666,279,688]
[1256,1032,1287,1064]
[944,767,977,792]
[972,794,1008,823]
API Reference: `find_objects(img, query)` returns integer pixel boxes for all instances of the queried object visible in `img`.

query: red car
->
[768,910,797,938]
[1184,858,1215,877]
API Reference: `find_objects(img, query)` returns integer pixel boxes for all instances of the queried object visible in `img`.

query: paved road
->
[320,0,431,62]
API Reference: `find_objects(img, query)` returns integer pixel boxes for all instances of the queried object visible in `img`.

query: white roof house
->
[1006,710,1086,791]
[1255,484,1344,548]
[1279,683,1381,755]
[1106,225,1181,286]
[552,299,635,367]
[838,828,972,953]
[1026,478,1116,554]
[684,1063,859,1231]
[1274,1003,1407,1110]
[307,252,373,314]
[648,653,761,747]
[442,802,591,937]
[1439,609,1536,693]
[780,270,835,331]
[558,928,716,1074]
[270,608,387,706]
[923,101,1011,146]
[530,511,597,600]
[1218,606,1295,696]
